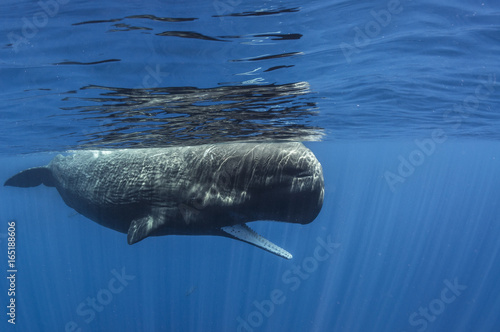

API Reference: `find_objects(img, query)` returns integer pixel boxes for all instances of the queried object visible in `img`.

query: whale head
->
[178,142,324,228]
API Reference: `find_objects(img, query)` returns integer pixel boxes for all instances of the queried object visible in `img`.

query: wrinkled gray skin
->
[5,142,324,258]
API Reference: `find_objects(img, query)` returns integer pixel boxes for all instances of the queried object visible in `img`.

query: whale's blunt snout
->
[290,148,324,223]
[254,144,324,225]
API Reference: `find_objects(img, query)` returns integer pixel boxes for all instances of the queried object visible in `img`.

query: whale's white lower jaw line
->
[221,224,293,259]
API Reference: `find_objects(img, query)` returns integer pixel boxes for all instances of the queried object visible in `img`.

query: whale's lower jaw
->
[221,224,293,260]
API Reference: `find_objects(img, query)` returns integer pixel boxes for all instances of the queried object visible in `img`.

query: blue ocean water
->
[1,0,500,331]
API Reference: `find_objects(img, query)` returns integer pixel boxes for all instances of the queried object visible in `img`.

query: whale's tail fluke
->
[4,167,55,188]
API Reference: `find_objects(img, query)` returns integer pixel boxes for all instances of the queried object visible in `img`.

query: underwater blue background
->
[1,0,500,331]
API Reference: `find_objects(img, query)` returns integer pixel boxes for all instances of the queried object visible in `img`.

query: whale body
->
[4,142,324,259]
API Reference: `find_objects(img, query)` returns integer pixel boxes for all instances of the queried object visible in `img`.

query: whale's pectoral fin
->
[220,224,293,260]
[127,216,155,245]
[127,207,173,245]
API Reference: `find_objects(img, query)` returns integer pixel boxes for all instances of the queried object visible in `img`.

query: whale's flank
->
[3,143,324,259]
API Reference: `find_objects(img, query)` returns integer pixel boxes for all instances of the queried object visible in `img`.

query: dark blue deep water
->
[1,0,500,331]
